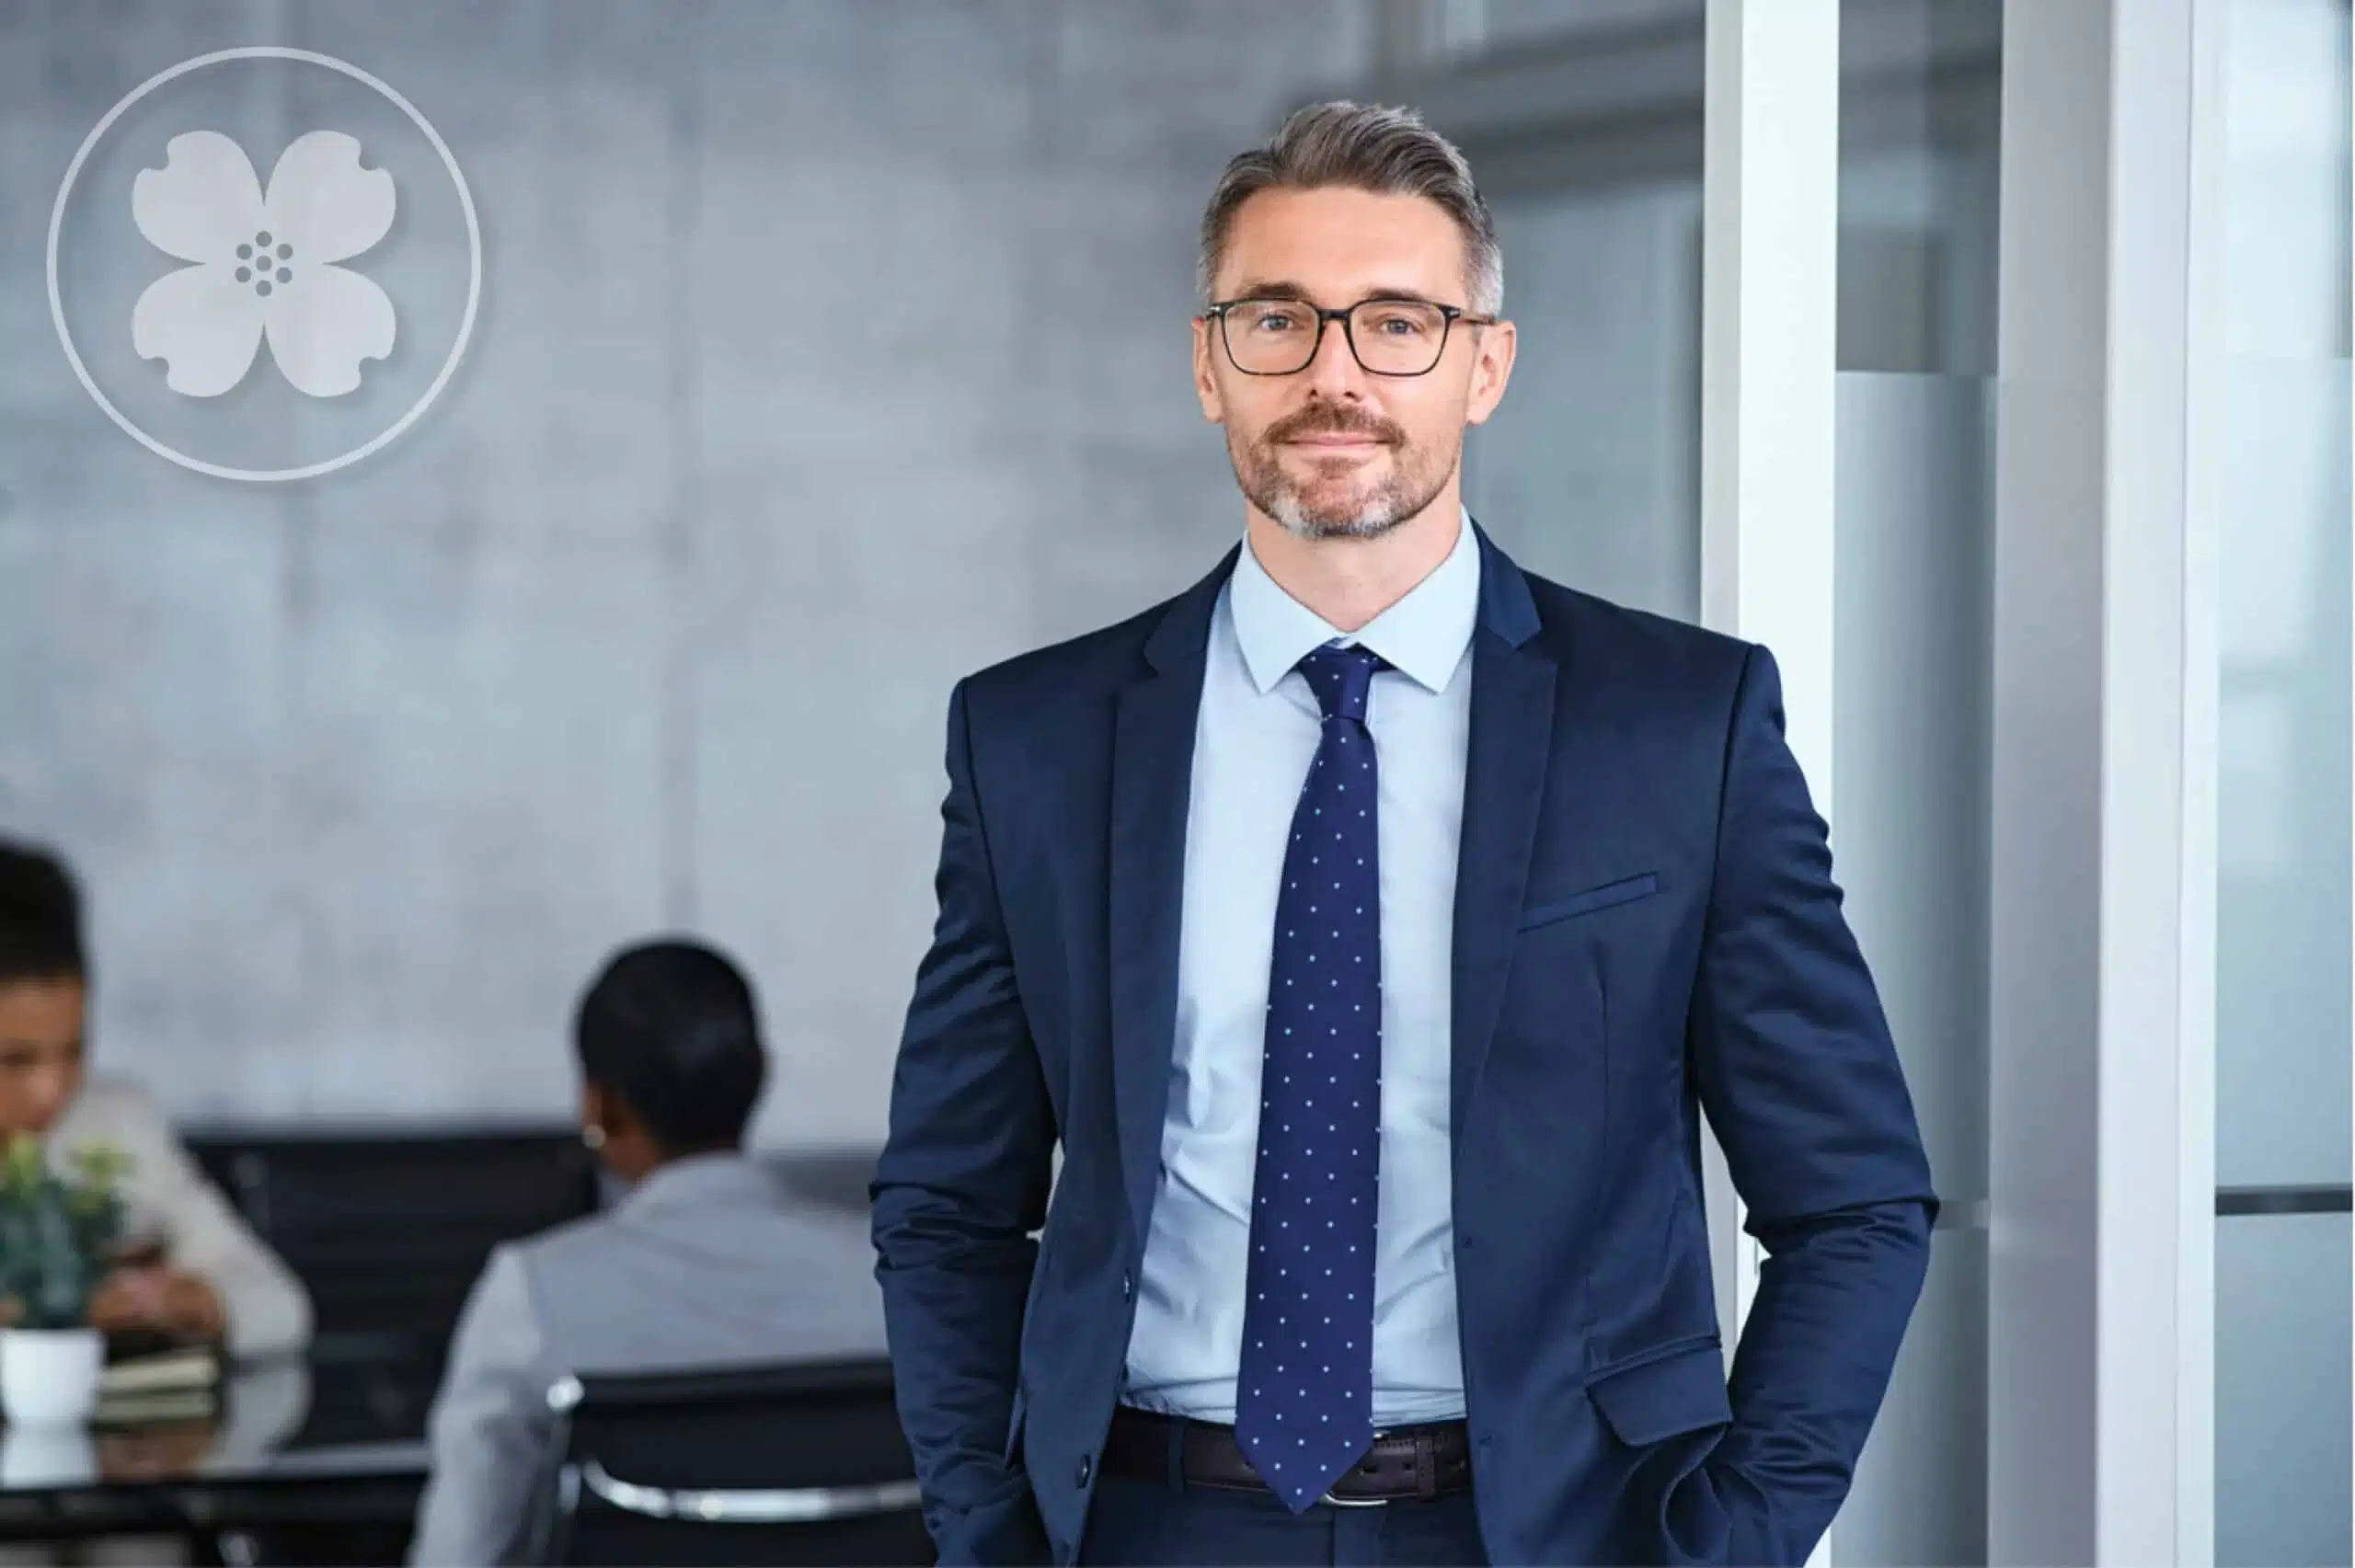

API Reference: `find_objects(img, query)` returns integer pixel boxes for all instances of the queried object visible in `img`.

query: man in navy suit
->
[873,101,1936,1567]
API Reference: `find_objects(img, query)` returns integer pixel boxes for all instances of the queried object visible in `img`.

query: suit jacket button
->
[1076,1455,1094,1488]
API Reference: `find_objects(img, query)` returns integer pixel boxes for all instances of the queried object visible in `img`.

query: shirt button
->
[1076,1455,1094,1488]
[1120,1270,1134,1301]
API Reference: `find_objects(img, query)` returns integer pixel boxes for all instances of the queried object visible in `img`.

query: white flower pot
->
[0,1327,102,1427]
[0,1423,95,1488]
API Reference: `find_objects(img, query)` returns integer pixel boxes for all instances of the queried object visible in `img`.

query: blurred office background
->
[0,1,2345,1563]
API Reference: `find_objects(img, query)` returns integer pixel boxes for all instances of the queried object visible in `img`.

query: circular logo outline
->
[47,46,482,484]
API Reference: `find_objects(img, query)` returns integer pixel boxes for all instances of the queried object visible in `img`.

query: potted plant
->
[0,1136,128,1426]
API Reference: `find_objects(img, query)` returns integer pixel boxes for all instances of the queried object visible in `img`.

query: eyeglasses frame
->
[1200,295,1498,378]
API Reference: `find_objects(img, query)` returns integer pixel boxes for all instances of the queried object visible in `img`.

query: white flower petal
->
[132,264,266,397]
[132,132,265,264]
[262,132,394,266]
[263,265,394,398]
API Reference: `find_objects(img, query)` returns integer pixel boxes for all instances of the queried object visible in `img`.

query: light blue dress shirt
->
[1123,514,1479,1427]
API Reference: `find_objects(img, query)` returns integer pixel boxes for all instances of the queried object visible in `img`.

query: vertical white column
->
[2100,3,2221,1557]
[1696,10,1844,1564]
[2172,6,2225,1557]
[1697,0,1841,1348]
[1990,0,2221,1561]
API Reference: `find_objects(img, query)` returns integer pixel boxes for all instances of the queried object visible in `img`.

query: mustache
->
[1264,406,1405,445]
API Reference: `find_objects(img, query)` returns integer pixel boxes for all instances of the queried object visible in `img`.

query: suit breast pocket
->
[1517,872,1660,933]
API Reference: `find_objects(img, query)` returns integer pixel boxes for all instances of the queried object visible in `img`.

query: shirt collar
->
[1228,508,1481,696]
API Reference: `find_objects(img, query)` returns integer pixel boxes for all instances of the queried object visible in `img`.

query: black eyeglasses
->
[1204,296,1495,378]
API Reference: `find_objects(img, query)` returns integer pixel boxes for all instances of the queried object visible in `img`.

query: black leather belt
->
[1102,1406,1472,1505]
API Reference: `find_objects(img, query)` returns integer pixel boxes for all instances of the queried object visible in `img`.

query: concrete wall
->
[0,0,1379,1144]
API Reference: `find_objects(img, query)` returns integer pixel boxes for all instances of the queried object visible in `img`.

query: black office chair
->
[532,1356,934,1566]
[184,1126,602,1344]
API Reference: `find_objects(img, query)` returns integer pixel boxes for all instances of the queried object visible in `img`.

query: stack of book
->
[93,1345,219,1428]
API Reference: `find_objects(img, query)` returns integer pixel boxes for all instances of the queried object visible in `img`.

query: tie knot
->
[1297,643,1385,723]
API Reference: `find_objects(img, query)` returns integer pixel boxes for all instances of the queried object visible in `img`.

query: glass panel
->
[2216,1212,2355,1565]
[2213,0,2354,1192]
[1834,376,1993,1216]
[1400,0,1705,66]
[1844,1227,1988,1567]
[1463,182,1703,618]
[1830,3,2000,1562]
[2212,2,2352,1561]
[1834,0,2001,376]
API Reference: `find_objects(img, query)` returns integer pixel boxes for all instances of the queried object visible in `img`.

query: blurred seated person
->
[0,841,312,1358]
[409,938,886,1567]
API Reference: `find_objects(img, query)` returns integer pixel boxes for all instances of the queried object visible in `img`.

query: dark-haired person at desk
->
[409,939,886,1567]
[0,841,312,1357]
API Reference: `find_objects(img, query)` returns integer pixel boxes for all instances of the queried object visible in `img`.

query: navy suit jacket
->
[873,527,1937,1566]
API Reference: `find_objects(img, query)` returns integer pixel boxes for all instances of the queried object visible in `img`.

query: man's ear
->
[1193,315,1226,425]
[1464,317,1517,427]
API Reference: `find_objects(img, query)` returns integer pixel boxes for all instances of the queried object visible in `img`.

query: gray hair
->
[1197,101,1502,315]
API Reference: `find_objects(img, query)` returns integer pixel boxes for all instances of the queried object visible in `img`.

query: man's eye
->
[1363,310,1432,338]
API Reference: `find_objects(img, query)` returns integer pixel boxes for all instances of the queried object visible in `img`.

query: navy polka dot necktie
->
[1235,642,1387,1513]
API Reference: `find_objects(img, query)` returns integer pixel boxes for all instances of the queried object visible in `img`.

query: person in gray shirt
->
[409,939,885,1567]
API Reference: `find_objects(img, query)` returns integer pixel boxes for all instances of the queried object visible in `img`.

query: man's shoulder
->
[1515,565,1757,710]
[953,558,1228,736]
[1521,567,1749,669]
[960,599,1173,709]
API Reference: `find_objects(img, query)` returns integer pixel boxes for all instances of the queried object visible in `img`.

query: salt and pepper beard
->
[1226,404,1460,542]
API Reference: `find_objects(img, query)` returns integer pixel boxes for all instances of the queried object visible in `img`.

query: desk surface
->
[0,1333,442,1521]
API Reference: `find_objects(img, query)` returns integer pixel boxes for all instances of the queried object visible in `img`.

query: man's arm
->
[1687,645,1940,1565]
[872,679,1056,1567]
[408,1248,556,1567]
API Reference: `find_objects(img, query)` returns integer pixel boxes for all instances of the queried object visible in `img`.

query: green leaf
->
[0,1135,123,1329]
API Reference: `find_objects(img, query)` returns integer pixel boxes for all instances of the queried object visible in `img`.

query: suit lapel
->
[1109,551,1232,1240]
[1450,532,1557,1139]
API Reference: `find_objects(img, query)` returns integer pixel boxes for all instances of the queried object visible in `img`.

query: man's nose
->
[1301,313,1371,399]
